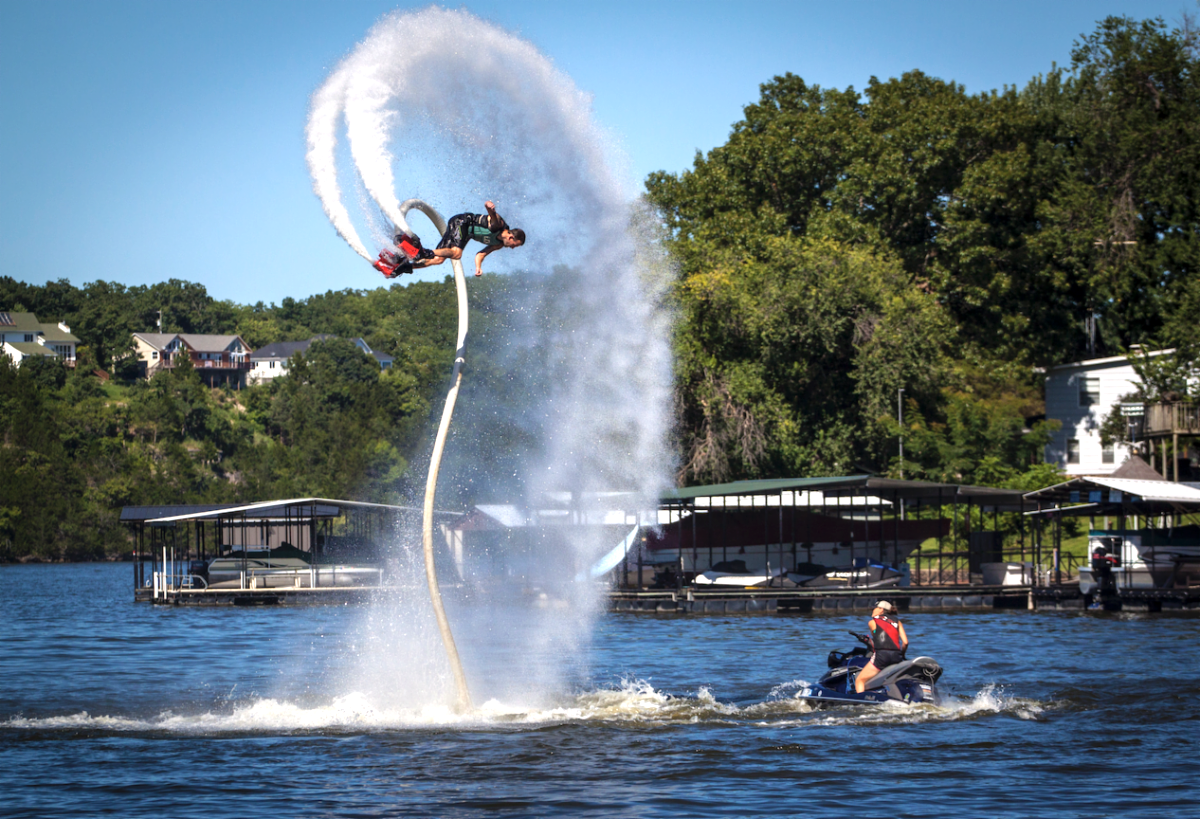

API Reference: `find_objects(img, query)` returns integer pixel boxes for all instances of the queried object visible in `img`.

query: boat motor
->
[1090,542,1120,601]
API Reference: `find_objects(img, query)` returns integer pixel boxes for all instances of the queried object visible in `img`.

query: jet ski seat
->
[862,657,942,690]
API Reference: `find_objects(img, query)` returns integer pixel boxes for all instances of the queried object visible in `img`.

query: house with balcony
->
[1044,349,1197,478]
[248,335,393,385]
[0,311,79,367]
[132,332,252,387]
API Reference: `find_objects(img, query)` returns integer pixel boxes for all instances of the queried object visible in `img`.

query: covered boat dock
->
[123,498,459,605]
[612,476,1039,611]
[1023,467,1200,611]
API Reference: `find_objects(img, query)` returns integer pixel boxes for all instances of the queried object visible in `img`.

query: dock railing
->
[148,546,386,600]
[151,547,203,599]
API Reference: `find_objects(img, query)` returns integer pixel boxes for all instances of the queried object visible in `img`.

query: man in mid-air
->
[375,200,525,278]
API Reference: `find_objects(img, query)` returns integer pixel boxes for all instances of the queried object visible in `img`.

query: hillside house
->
[0,311,79,367]
[248,335,393,385]
[132,332,252,387]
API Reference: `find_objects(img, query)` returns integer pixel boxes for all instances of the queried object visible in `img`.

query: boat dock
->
[135,582,1200,611]
[609,585,1200,613]
[610,586,1032,614]
[121,471,1200,613]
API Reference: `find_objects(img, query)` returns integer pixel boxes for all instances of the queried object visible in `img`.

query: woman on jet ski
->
[853,600,909,693]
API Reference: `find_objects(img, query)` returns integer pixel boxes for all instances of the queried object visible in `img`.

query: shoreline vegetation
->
[3,14,1197,563]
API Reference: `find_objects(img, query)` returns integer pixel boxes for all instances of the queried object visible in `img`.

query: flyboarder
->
[374,200,525,279]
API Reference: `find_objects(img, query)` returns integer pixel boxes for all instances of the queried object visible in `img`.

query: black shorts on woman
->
[872,649,905,669]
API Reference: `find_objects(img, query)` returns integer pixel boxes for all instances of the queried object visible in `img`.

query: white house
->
[248,336,393,385]
[1043,349,1172,476]
[0,311,79,367]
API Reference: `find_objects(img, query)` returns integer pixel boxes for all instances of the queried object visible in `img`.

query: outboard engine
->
[188,559,209,588]
[1090,542,1121,603]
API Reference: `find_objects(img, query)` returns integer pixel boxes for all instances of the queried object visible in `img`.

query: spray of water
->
[1,680,1049,733]
[305,7,676,710]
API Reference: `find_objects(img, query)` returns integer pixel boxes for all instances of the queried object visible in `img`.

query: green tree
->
[1025,16,1200,359]
[0,356,95,559]
[257,338,410,500]
[668,230,950,482]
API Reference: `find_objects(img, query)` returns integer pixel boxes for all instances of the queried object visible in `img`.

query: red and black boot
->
[373,249,411,278]
[396,231,436,262]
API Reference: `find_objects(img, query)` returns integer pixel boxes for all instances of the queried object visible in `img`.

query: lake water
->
[3,562,1198,818]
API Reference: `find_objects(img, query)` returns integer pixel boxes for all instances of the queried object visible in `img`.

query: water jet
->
[306,6,675,711]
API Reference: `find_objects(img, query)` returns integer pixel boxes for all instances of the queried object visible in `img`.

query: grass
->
[99,381,130,401]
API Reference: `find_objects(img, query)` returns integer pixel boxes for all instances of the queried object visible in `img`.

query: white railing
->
[152,546,201,599]
[239,565,385,589]
[151,546,384,598]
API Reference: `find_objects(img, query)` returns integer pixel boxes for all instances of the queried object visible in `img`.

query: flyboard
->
[395,199,473,712]
[373,233,428,278]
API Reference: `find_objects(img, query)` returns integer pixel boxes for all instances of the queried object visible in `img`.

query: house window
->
[1079,377,1100,407]
[24,334,33,342]
[1102,443,1115,464]
[152,351,158,360]
[1067,439,1081,464]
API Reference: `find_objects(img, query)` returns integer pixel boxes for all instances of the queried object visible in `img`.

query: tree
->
[1026,15,1200,359]
[0,356,93,559]
[646,15,1199,486]
[259,338,410,499]
[666,227,950,483]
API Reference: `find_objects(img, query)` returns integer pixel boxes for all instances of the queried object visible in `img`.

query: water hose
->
[400,199,473,712]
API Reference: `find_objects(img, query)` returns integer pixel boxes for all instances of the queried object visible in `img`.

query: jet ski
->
[797,631,944,706]
[793,560,906,589]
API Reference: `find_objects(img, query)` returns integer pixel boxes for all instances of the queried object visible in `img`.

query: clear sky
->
[1,0,1192,306]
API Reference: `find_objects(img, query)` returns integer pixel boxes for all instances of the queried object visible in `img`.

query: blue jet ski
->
[797,631,944,706]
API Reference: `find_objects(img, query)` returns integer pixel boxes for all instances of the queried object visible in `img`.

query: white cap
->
[874,600,896,613]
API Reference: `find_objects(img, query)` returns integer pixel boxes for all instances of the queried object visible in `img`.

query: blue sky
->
[1,0,1192,306]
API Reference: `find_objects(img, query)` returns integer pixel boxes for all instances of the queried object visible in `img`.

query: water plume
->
[1,680,1052,733]
[305,7,676,710]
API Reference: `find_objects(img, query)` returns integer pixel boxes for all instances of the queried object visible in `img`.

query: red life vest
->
[870,615,904,653]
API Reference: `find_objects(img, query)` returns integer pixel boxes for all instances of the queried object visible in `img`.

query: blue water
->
[3,563,1198,818]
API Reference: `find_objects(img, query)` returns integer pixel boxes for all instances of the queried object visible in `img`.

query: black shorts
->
[872,650,904,669]
[437,213,478,251]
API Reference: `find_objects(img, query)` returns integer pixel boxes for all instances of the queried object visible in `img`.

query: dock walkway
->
[137,584,1200,611]
[609,586,1033,613]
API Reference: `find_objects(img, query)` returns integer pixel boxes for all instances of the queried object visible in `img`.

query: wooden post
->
[1173,432,1179,482]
